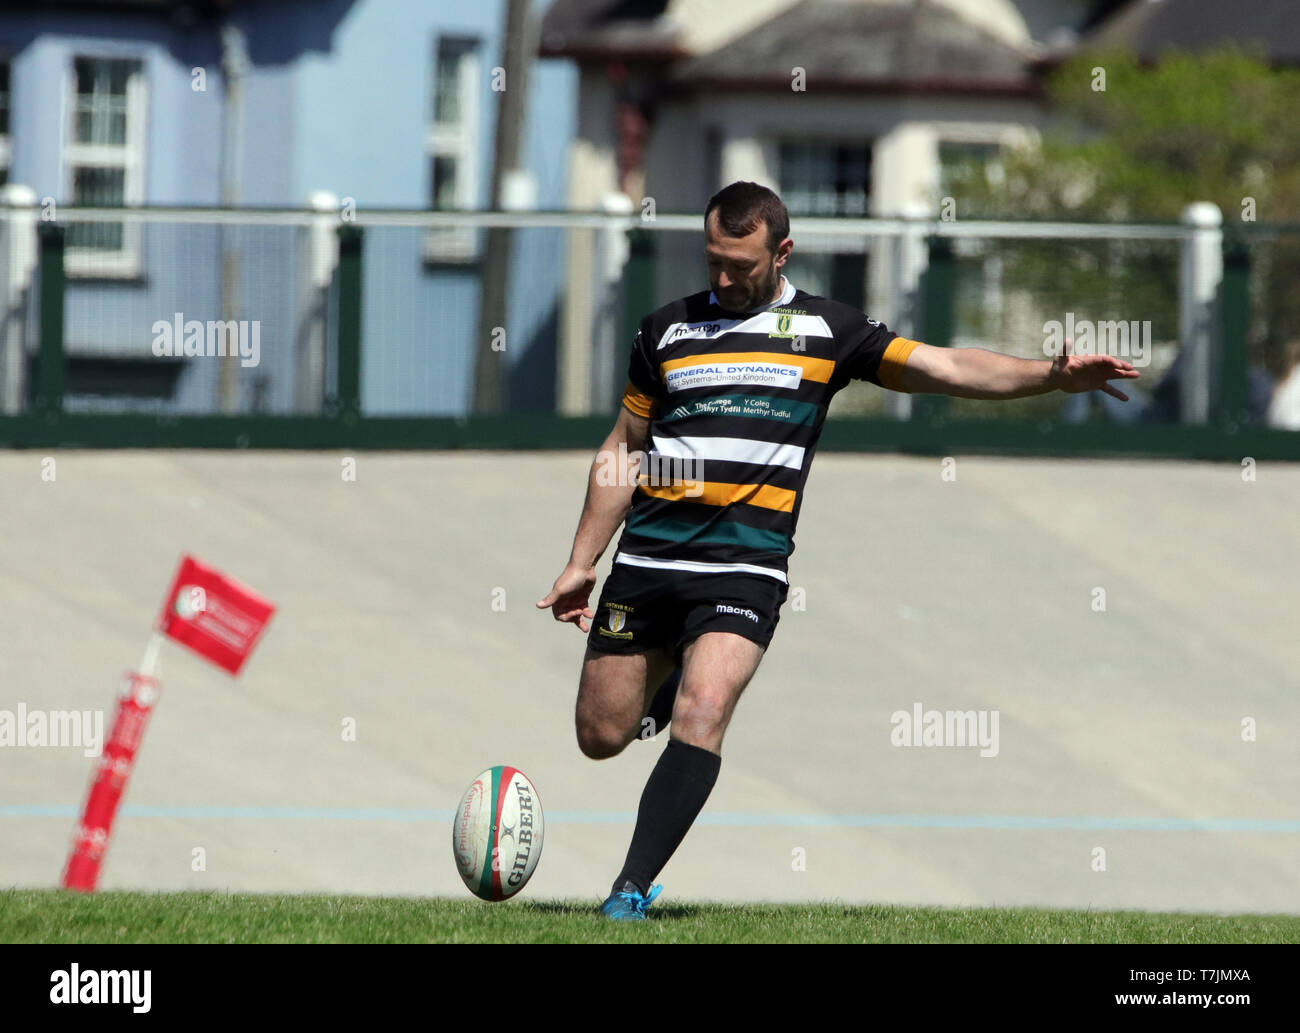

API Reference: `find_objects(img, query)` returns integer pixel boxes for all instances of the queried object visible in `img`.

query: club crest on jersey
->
[608,610,626,633]
[769,312,795,340]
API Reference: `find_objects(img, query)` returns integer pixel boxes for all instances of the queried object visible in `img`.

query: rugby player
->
[537,181,1138,920]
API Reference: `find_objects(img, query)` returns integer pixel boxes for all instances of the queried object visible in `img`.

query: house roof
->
[27,1,237,12]
[666,0,1039,95]
[1084,0,1300,65]
[538,0,687,62]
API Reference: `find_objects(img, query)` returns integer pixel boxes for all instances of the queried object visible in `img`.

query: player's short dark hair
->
[705,182,789,255]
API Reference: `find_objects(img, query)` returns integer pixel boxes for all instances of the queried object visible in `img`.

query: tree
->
[952,48,1300,382]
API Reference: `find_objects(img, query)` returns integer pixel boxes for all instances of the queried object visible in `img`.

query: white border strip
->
[614,551,788,584]
[653,434,805,471]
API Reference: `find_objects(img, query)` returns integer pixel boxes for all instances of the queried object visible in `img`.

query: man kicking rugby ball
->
[537,181,1137,920]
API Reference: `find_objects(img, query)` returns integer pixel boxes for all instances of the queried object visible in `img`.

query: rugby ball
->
[452,765,544,901]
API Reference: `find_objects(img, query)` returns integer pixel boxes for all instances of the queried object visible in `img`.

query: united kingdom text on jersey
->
[613,277,921,583]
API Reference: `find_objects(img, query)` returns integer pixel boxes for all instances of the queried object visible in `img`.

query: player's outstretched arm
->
[536,405,651,633]
[894,340,1140,401]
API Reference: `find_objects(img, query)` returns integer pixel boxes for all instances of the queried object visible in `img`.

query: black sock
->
[611,737,721,897]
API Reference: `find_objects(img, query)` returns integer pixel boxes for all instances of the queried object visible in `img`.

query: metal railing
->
[0,192,1296,459]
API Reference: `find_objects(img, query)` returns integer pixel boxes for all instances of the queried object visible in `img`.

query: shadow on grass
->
[519,900,701,921]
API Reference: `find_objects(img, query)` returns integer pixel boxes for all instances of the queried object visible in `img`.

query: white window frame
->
[63,56,147,279]
[423,36,481,264]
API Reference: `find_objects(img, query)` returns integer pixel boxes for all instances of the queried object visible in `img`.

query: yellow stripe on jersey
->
[621,379,656,417]
[637,477,797,513]
[660,352,837,384]
[878,337,923,391]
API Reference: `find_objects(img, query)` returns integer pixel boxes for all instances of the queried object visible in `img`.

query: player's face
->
[705,212,791,314]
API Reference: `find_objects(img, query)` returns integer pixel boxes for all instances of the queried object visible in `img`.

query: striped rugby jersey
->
[614,276,921,584]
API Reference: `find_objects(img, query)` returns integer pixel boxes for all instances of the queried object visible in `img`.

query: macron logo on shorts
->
[715,603,760,623]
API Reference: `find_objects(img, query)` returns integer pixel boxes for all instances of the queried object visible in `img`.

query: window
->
[0,60,11,186]
[937,140,1002,202]
[778,141,871,217]
[937,142,1007,345]
[425,36,480,263]
[64,57,146,277]
[777,141,872,303]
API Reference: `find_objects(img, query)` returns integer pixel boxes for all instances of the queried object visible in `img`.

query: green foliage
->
[947,48,1300,378]
[961,49,1300,222]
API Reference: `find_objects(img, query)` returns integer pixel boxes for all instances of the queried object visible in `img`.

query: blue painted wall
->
[0,0,575,416]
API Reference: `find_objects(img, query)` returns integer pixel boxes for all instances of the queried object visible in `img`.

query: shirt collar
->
[709,275,795,314]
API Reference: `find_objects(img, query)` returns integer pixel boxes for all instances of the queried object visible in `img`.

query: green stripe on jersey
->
[625,512,789,553]
[658,394,821,426]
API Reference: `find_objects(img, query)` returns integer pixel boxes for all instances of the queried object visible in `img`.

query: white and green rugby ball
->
[452,765,544,901]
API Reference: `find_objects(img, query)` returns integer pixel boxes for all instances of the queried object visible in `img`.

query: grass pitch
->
[2,890,1297,943]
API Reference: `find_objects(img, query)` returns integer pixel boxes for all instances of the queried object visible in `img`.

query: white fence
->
[0,189,1243,422]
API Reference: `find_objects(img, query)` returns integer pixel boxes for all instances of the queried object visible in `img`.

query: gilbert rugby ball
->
[453,765,544,901]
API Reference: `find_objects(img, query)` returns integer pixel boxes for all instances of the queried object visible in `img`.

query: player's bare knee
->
[575,719,628,760]
[673,686,730,732]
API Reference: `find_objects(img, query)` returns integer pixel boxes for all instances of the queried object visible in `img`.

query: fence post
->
[334,224,362,419]
[592,193,634,412]
[297,190,339,414]
[34,222,66,416]
[915,235,955,422]
[624,226,656,339]
[886,204,931,420]
[1218,234,1250,426]
[0,184,38,415]
[1179,202,1222,424]
[624,222,656,395]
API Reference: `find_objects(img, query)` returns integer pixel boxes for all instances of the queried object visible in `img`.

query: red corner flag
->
[156,555,276,675]
[63,556,275,891]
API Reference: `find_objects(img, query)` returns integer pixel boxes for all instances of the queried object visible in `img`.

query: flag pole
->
[139,630,164,679]
[61,633,166,893]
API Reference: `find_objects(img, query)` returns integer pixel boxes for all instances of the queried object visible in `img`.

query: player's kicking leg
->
[574,647,676,760]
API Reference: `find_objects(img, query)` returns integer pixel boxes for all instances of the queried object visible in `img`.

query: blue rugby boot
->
[600,881,663,920]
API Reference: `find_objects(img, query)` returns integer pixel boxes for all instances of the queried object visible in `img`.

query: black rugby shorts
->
[585,561,789,664]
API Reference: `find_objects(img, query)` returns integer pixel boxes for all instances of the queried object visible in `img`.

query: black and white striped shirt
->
[616,276,920,583]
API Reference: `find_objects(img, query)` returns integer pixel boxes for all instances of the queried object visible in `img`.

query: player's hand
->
[1049,337,1141,400]
[537,563,598,633]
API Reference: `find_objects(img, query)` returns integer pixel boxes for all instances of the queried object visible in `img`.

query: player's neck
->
[748,276,787,311]
[714,275,787,315]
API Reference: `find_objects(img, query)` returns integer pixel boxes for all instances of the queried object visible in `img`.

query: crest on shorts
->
[607,610,626,633]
